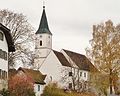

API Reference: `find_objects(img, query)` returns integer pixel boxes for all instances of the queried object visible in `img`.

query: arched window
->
[40,41,42,46]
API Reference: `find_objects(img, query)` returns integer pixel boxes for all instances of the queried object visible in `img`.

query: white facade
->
[0,29,8,90]
[39,50,74,88]
[40,51,64,84]
[0,30,8,71]
[34,33,52,68]
[39,50,89,89]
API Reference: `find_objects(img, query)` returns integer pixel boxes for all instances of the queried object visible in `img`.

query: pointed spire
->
[36,4,52,35]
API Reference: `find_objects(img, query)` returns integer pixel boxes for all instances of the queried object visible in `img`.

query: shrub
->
[0,88,9,96]
[9,75,35,96]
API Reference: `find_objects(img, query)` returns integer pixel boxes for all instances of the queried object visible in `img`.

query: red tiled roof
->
[18,67,46,84]
[53,50,72,67]
[63,49,98,72]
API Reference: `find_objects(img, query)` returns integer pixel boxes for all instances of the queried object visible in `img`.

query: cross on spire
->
[43,0,45,9]
[36,1,52,35]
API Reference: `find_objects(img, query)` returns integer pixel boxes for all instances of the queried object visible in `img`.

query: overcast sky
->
[0,0,120,55]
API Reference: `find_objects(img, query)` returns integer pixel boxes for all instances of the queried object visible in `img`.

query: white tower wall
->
[34,33,52,69]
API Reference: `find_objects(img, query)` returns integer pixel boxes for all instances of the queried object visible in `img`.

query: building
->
[34,5,97,91]
[0,23,15,90]
[9,67,46,96]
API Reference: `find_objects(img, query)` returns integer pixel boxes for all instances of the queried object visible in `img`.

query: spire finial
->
[43,0,45,9]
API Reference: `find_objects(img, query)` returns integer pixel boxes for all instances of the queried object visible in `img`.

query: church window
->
[0,31,3,41]
[84,72,86,77]
[40,35,42,38]
[38,85,40,91]
[0,69,1,79]
[69,83,72,89]
[69,72,72,76]
[0,49,8,60]
[40,41,42,46]
[80,72,82,76]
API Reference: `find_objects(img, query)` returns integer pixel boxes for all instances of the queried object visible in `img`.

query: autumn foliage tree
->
[8,75,35,96]
[0,9,35,68]
[86,20,120,94]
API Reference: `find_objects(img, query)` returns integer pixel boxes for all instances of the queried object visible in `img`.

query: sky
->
[0,0,120,55]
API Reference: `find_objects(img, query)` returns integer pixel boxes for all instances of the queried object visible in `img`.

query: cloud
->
[0,0,120,54]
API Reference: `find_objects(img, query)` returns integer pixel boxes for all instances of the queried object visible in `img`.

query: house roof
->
[53,50,72,67]
[0,23,15,52]
[63,49,98,72]
[18,67,46,85]
[36,6,52,35]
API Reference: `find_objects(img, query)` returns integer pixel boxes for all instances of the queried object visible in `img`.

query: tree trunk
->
[110,69,113,94]
[73,68,76,91]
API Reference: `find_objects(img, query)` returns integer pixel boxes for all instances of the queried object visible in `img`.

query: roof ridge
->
[62,49,86,57]
[53,50,72,67]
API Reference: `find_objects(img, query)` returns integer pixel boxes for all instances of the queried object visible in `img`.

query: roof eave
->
[0,23,15,52]
[35,82,46,85]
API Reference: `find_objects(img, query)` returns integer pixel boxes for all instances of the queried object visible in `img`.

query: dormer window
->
[40,41,42,46]
[0,31,3,41]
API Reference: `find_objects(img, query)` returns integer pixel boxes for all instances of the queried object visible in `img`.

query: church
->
[34,5,97,91]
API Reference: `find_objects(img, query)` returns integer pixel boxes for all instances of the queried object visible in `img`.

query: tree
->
[89,72,109,96]
[8,75,35,96]
[86,20,120,94]
[61,67,89,92]
[0,9,35,68]
[0,88,9,96]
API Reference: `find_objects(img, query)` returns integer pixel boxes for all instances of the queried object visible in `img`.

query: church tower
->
[34,5,52,69]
